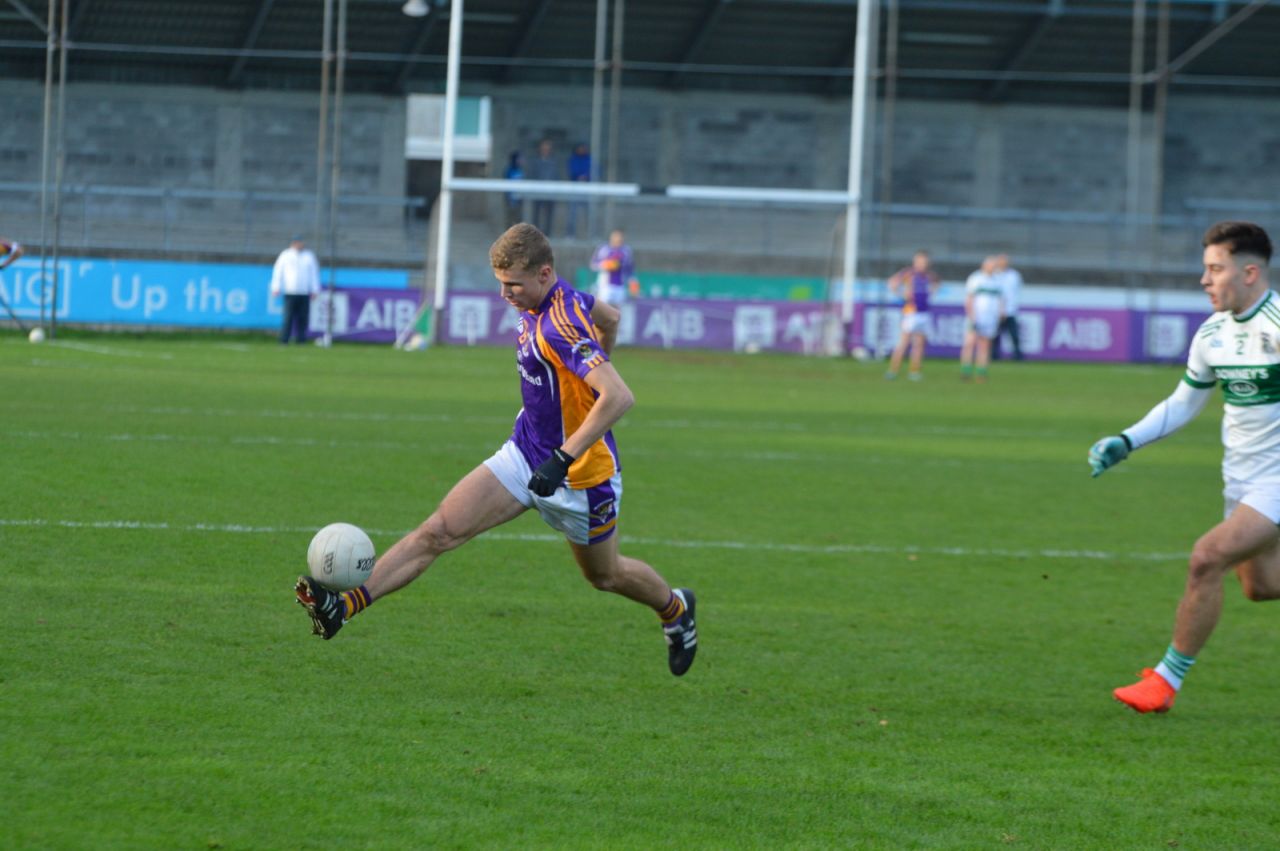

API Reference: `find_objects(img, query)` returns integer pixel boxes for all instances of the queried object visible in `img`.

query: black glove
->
[529,448,575,497]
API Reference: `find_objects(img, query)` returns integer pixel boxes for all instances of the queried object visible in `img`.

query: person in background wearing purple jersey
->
[295,223,699,676]
[884,250,941,381]
[590,228,637,306]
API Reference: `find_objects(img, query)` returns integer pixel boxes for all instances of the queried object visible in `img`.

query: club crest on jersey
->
[1264,333,1275,354]
[1228,380,1260,398]
[575,340,595,359]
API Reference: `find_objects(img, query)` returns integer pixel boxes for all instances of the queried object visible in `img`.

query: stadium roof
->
[1,0,1279,106]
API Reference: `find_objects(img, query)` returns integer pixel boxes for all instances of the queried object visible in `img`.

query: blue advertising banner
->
[0,255,408,330]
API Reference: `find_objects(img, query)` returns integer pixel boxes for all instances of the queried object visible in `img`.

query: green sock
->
[1155,644,1195,690]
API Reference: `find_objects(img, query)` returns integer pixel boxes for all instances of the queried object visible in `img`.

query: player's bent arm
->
[0,240,21,270]
[561,362,634,459]
[1122,379,1213,450]
[590,299,620,355]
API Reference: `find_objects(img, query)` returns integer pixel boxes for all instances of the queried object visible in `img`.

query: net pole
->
[840,0,874,335]
[588,0,607,239]
[314,0,333,249]
[49,0,69,340]
[604,0,623,234]
[324,0,347,347]
[37,0,55,334]
[429,0,463,344]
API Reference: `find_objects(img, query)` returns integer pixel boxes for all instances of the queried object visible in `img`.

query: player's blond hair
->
[490,223,555,272]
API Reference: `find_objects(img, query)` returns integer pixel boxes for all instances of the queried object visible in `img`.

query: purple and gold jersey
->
[511,279,621,489]
[893,267,937,314]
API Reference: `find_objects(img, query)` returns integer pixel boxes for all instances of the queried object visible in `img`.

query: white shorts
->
[1223,478,1280,524]
[595,274,627,305]
[483,440,623,545]
[968,311,999,339]
[901,312,932,337]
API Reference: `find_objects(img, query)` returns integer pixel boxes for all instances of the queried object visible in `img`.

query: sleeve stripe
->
[571,297,601,344]
[547,293,580,345]
[557,296,584,343]
[1183,372,1216,389]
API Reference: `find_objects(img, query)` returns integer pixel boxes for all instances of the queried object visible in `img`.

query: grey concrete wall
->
[1163,94,1280,212]
[486,84,1280,219]
[0,81,407,222]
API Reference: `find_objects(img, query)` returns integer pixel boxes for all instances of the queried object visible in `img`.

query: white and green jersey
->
[1185,289,1280,482]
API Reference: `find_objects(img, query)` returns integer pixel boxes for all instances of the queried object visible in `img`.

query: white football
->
[28,327,45,343]
[307,522,376,591]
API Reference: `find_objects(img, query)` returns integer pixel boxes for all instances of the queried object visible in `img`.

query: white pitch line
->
[0,428,992,466]
[0,517,1187,563]
[1,401,1090,442]
[45,341,174,360]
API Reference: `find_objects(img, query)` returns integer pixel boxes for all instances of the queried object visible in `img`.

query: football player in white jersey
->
[1090,221,1280,713]
[960,256,1004,382]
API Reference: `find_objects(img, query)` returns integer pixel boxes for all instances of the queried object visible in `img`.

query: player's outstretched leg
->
[571,537,699,675]
[294,575,347,640]
[662,588,698,676]
[1113,667,1177,713]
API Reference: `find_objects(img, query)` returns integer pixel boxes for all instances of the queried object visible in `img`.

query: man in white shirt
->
[991,253,1023,360]
[1090,221,1280,713]
[270,235,321,344]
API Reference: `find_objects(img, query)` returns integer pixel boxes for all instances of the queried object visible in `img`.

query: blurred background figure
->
[960,255,1004,382]
[0,236,22,270]
[590,228,637,306]
[884,250,940,381]
[992,253,1024,361]
[270,235,320,344]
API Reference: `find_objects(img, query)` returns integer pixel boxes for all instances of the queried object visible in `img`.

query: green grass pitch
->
[4,333,1279,849]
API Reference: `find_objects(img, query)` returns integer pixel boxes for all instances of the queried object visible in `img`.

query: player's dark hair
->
[490,223,555,271]
[1203,221,1272,263]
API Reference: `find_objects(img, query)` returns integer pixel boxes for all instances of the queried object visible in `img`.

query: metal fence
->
[1,180,1274,283]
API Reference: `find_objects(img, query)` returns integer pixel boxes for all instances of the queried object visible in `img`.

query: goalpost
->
[395,0,878,355]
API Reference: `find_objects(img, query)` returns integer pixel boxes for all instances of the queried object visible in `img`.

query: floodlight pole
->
[430,0,463,344]
[840,0,874,341]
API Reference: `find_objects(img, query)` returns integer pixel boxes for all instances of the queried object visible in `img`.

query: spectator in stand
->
[502,150,524,228]
[529,138,560,236]
[565,142,592,239]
